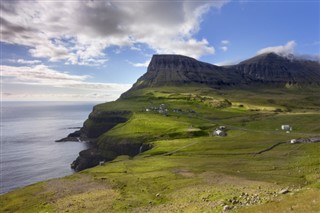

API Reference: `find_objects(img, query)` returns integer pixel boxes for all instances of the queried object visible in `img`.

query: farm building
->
[290,139,297,144]
[213,129,226,137]
[281,125,292,131]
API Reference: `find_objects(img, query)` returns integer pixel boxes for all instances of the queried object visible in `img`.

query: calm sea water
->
[0,101,100,194]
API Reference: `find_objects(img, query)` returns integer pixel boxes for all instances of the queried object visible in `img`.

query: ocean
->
[0,101,100,194]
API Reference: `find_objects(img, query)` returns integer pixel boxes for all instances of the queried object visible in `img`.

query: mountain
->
[231,52,320,84]
[127,53,320,94]
[130,54,244,90]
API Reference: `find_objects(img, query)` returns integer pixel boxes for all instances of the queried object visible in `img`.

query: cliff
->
[129,54,244,90]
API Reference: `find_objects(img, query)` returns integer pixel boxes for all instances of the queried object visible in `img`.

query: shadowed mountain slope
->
[125,53,320,96]
[231,52,320,84]
[130,54,244,89]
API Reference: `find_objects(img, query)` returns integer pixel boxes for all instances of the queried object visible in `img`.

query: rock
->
[55,130,86,142]
[71,148,105,171]
[67,130,81,137]
[223,205,230,211]
[156,193,160,197]
[278,188,290,194]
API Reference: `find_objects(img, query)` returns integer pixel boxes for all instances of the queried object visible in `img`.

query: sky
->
[1,0,319,101]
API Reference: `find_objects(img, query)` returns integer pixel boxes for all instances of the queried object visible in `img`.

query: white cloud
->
[221,40,230,45]
[1,64,88,85]
[0,0,229,64]
[1,92,113,101]
[129,60,151,68]
[214,58,241,66]
[257,40,296,57]
[220,46,228,52]
[0,64,132,92]
[219,40,230,52]
[7,58,41,65]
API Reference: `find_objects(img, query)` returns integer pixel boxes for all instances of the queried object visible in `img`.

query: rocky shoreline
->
[55,130,88,142]
[55,127,152,172]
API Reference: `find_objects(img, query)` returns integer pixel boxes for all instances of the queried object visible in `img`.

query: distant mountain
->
[127,53,320,92]
[230,52,320,84]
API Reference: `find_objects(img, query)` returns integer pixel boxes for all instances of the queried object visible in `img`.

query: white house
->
[290,139,297,144]
[281,125,292,131]
[213,129,226,137]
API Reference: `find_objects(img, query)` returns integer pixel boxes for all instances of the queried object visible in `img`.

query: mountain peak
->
[234,52,320,83]
[147,54,206,72]
[239,52,290,65]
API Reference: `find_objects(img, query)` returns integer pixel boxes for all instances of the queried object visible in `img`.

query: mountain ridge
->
[231,52,320,84]
[127,53,320,93]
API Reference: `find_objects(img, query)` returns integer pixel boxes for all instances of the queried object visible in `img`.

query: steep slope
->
[231,52,320,84]
[125,53,320,97]
[129,54,244,90]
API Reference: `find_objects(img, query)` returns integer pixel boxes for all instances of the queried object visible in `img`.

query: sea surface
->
[1,101,100,194]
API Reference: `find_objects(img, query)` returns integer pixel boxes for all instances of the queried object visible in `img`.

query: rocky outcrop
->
[71,148,105,171]
[55,130,86,142]
[82,110,131,138]
[98,140,153,159]
[56,110,131,142]
[60,107,155,171]
[71,143,153,171]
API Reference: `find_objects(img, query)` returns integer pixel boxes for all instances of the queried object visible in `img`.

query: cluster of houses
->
[145,104,168,114]
[145,104,196,115]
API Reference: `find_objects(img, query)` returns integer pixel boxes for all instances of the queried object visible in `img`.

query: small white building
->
[290,139,297,144]
[213,129,226,137]
[281,125,292,131]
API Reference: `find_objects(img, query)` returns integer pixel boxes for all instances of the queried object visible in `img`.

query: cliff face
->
[82,109,132,138]
[125,53,320,95]
[131,54,244,90]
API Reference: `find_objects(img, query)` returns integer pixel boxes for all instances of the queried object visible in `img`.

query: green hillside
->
[1,85,320,212]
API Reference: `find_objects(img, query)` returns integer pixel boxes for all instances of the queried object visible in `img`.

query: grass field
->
[1,85,320,212]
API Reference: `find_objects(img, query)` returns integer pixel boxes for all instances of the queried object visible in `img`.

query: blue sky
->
[1,0,319,101]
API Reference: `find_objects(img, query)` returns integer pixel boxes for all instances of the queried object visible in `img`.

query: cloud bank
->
[257,40,296,57]
[1,0,229,65]
[0,64,132,101]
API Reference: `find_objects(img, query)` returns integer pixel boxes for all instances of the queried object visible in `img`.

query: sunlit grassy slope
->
[1,85,320,212]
